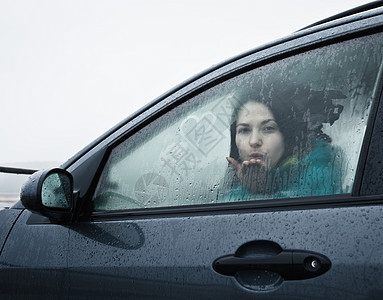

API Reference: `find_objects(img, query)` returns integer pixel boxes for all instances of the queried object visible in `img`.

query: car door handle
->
[213,249,331,280]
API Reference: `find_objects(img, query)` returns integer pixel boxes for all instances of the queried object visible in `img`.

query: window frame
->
[359,70,383,196]
[64,18,383,221]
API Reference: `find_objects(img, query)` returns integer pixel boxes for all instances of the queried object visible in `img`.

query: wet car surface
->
[1,2,383,299]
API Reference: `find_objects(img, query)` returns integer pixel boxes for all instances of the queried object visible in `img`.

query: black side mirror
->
[21,168,76,223]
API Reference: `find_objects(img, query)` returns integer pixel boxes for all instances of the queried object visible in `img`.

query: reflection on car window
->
[93,33,383,211]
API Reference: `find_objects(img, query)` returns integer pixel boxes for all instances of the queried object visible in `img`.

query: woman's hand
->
[226,157,267,193]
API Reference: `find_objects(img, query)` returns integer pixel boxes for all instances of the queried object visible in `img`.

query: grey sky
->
[0,0,370,167]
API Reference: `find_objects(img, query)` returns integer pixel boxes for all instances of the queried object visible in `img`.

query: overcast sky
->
[0,0,371,167]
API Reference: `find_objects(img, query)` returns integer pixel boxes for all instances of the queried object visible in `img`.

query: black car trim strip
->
[353,60,383,196]
[84,194,383,222]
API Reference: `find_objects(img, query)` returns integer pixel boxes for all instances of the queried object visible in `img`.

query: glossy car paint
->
[1,211,70,297]
[2,203,383,298]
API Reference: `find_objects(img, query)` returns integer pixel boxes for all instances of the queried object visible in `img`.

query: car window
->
[93,33,383,211]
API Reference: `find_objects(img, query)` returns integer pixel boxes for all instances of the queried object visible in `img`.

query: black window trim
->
[25,192,383,225]
[86,193,383,222]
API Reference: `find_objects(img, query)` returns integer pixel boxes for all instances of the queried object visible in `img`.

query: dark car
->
[2,2,383,299]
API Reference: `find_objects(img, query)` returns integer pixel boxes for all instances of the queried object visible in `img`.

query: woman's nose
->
[249,131,262,147]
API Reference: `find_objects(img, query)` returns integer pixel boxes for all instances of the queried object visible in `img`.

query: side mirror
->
[21,168,75,223]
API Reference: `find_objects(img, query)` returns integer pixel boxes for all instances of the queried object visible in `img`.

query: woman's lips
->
[249,153,265,163]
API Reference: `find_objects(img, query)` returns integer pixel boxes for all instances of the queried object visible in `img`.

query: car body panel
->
[3,204,379,298]
[3,199,383,298]
[0,210,69,297]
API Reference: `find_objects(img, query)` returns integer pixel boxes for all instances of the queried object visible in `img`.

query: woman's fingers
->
[226,157,240,171]
[227,157,266,194]
[227,157,256,180]
[227,157,259,171]
[227,157,246,181]
[245,159,258,165]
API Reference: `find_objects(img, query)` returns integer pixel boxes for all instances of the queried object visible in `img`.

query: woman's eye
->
[237,128,250,134]
[263,126,277,133]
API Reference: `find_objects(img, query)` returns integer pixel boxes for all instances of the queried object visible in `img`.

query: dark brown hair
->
[229,86,345,165]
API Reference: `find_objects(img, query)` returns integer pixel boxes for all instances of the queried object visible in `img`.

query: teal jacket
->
[225,140,344,202]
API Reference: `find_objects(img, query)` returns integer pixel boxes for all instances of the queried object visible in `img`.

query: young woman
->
[224,86,345,201]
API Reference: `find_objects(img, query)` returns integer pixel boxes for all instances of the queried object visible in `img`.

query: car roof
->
[299,1,383,31]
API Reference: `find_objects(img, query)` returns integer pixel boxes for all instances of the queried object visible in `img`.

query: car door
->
[60,19,383,299]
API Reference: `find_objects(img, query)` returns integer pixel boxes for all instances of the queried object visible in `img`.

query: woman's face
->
[235,102,285,170]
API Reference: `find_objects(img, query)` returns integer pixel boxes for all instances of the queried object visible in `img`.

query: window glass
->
[93,34,383,210]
